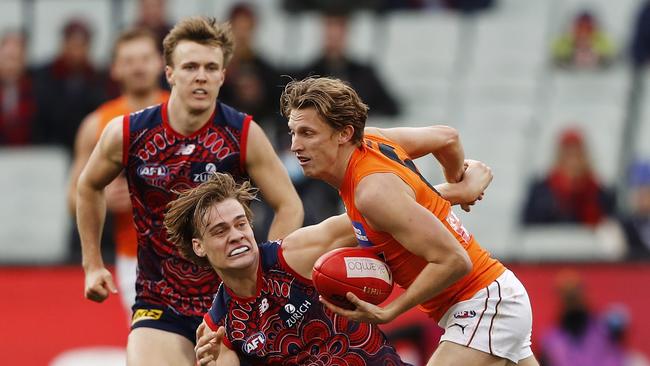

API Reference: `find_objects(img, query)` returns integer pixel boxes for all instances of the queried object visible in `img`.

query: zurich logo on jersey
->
[351,221,372,247]
[193,163,218,182]
[137,163,168,178]
[243,331,266,354]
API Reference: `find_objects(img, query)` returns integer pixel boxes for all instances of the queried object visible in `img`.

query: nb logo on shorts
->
[131,309,163,324]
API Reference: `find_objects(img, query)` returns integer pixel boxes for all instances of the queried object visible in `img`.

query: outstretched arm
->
[245,121,304,240]
[365,125,464,183]
[77,116,124,302]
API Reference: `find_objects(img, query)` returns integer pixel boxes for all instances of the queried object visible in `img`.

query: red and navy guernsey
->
[204,241,411,366]
[123,101,251,316]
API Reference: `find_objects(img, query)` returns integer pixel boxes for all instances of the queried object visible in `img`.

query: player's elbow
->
[434,126,460,150]
[279,197,304,223]
[449,249,472,279]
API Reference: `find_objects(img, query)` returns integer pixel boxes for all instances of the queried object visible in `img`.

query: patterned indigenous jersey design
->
[339,134,506,322]
[205,241,409,366]
[95,92,169,258]
[123,101,251,316]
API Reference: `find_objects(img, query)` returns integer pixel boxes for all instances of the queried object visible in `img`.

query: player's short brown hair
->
[111,27,159,62]
[280,76,369,145]
[162,16,234,67]
[164,172,258,267]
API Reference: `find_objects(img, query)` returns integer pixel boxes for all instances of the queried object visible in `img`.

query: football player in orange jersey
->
[282,77,539,366]
[68,28,168,315]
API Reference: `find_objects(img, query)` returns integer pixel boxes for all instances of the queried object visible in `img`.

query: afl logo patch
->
[243,332,266,354]
[137,164,169,178]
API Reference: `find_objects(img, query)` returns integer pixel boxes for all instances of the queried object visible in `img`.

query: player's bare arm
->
[282,160,492,279]
[321,173,472,324]
[365,125,465,183]
[77,116,124,302]
[195,322,240,366]
[67,112,100,215]
[281,214,356,279]
[245,120,304,240]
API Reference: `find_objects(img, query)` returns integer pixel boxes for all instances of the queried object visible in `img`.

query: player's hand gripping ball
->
[313,248,393,310]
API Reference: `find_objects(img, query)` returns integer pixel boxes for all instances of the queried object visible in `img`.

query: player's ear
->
[192,238,206,258]
[338,125,354,144]
[165,65,174,87]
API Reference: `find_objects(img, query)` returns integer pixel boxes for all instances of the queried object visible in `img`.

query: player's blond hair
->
[164,172,257,267]
[162,16,234,67]
[280,76,369,145]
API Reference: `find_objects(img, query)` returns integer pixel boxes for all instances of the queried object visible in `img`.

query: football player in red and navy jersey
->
[76,17,302,366]
[164,162,491,365]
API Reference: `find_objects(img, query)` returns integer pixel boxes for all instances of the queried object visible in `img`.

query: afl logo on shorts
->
[137,164,169,178]
[243,332,266,354]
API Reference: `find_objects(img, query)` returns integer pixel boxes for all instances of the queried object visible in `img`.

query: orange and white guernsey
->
[339,134,506,322]
[94,91,169,258]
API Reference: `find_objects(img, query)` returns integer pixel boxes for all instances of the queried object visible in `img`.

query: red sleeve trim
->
[239,115,253,174]
[122,114,130,167]
[203,312,217,331]
[278,243,313,285]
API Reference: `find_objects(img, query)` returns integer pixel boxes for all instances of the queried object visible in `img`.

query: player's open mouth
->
[192,89,208,97]
[228,246,250,257]
[296,156,310,165]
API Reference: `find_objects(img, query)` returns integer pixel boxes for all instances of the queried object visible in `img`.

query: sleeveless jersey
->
[205,241,410,366]
[339,134,506,322]
[94,92,169,258]
[123,100,251,316]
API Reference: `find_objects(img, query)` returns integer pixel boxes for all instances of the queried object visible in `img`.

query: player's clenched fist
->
[195,321,225,365]
[83,267,117,302]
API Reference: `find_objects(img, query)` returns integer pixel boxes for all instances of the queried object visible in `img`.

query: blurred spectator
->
[621,161,650,260]
[33,19,105,152]
[601,305,650,366]
[631,1,650,68]
[134,0,172,90]
[283,0,384,14]
[551,10,615,70]
[522,128,616,226]
[0,29,37,145]
[439,0,495,14]
[540,271,610,366]
[134,0,172,52]
[218,3,283,137]
[298,13,400,117]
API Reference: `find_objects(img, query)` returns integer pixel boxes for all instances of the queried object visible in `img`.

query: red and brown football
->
[312,247,393,310]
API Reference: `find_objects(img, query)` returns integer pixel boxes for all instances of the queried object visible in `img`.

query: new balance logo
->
[175,144,196,155]
[259,298,269,315]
